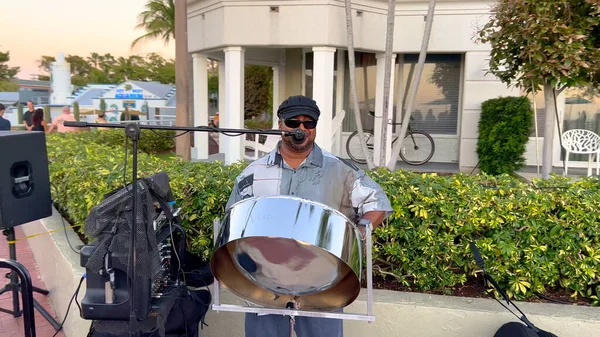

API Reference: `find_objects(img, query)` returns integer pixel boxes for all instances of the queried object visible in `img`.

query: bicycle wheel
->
[398,131,435,165]
[346,130,374,164]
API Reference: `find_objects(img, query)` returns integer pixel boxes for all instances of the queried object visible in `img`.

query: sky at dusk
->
[1,0,175,79]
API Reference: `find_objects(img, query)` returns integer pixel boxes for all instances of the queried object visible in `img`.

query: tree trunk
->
[380,0,397,167]
[345,0,375,170]
[175,0,191,160]
[386,0,437,170]
[542,81,557,179]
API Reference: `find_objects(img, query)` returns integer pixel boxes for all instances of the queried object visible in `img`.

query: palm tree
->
[87,52,101,68]
[386,0,437,170]
[345,0,376,170]
[380,0,397,167]
[131,0,176,48]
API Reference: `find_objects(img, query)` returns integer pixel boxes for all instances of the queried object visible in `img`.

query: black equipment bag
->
[469,241,558,337]
[87,287,212,337]
[494,322,557,337]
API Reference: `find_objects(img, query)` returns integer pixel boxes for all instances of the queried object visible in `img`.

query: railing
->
[112,116,176,126]
[243,110,346,161]
[0,258,36,337]
[244,133,279,161]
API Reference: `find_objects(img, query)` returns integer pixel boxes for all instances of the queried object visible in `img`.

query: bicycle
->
[345,112,435,166]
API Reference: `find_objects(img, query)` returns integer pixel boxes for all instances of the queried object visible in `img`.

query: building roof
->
[166,92,177,107]
[12,79,51,88]
[0,92,19,105]
[74,88,109,106]
[129,81,175,99]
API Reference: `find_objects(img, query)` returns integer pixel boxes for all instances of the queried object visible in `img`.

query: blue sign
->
[115,88,144,99]
[123,100,136,109]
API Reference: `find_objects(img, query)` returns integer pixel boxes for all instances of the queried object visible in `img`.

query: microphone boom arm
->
[63,121,299,137]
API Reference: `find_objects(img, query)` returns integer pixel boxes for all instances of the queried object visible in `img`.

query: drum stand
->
[211,219,376,335]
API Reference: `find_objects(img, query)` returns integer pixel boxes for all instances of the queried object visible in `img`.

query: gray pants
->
[244,310,343,337]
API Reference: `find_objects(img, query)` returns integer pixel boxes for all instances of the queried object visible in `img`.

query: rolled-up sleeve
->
[350,170,393,219]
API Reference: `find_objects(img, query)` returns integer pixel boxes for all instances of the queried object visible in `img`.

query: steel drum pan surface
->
[210,196,363,311]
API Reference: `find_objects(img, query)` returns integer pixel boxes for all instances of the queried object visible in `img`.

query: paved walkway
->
[0,225,65,337]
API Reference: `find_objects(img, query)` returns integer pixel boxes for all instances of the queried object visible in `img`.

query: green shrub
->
[46,133,600,305]
[477,96,533,175]
[370,169,600,304]
[46,131,240,261]
[48,129,175,154]
[17,103,23,124]
[73,102,80,121]
[47,133,168,228]
[245,119,273,130]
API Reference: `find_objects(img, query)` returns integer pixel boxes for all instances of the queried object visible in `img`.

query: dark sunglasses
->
[284,119,317,129]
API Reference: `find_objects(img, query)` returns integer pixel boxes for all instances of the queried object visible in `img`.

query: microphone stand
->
[64,121,295,337]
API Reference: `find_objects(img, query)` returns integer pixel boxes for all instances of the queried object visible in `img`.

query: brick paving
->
[0,225,66,337]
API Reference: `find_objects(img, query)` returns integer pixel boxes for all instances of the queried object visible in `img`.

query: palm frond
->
[131,0,175,49]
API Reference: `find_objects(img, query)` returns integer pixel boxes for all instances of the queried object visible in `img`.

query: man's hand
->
[357,211,386,252]
[361,211,386,230]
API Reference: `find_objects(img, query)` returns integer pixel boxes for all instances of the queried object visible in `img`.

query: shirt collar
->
[267,141,323,168]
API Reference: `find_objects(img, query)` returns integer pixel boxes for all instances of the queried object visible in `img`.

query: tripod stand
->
[0,227,62,330]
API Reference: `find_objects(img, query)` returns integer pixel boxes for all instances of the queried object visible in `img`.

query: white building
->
[184,0,598,170]
[67,81,178,123]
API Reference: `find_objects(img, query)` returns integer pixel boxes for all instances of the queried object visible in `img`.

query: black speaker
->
[0,131,52,229]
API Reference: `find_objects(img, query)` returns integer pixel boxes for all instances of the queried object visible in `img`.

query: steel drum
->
[210,195,363,311]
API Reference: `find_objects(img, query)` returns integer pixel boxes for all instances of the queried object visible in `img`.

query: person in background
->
[47,105,78,133]
[0,103,11,130]
[23,100,35,131]
[95,110,109,130]
[30,108,47,132]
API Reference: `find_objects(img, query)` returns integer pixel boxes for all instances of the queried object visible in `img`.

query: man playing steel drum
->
[226,95,393,337]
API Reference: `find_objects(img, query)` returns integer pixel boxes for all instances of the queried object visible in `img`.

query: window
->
[342,52,377,132]
[304,51,313,99]
[562,87,600,161]
[399,54,461,135]
[521,89,546,137]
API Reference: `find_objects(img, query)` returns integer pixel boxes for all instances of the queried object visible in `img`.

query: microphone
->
[290,129,306,143]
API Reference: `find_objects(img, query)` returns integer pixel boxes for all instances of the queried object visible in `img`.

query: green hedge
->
[46,132,600,305]
[72,128,176,154]
[477,96,533,175]
[46,131,241,260]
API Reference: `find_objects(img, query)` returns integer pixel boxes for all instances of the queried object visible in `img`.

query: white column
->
[192,53,209,160]
[334,49,346,156]
[312,46,336,152]
[374,53,396,166]
[224,47,245,165]
[218,60,226,153]
[272,66,279,129]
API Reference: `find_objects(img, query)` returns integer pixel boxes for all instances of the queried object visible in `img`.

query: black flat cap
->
[277,95,320,121]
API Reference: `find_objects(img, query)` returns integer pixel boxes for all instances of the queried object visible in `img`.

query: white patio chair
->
[561,129,600,177]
